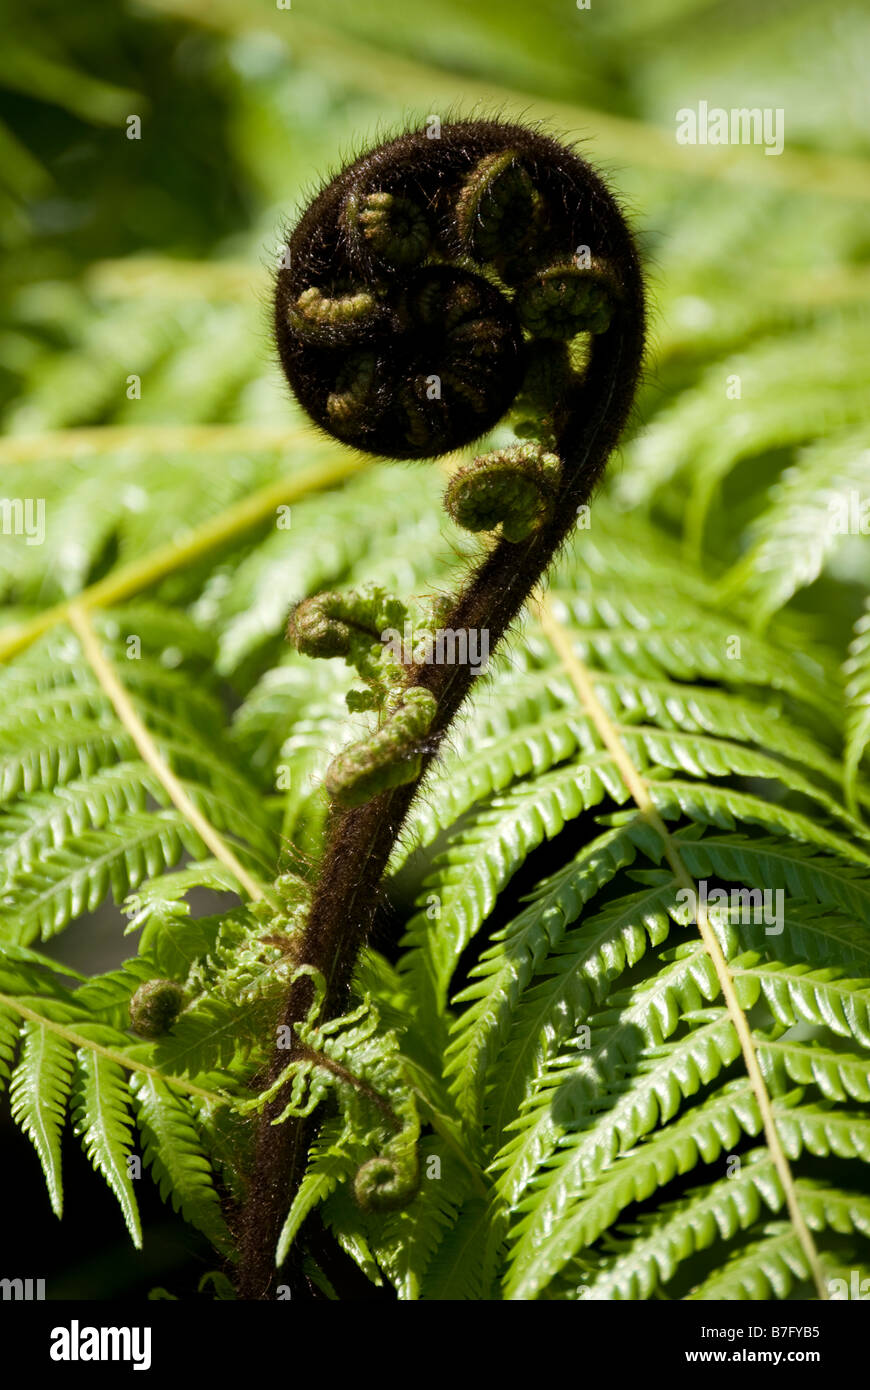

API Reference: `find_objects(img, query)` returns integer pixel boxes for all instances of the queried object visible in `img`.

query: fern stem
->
[67,603,269,903]
[298,1043,400,1127]
[532,592,830,1301]
[0,991,224,1102]
[0,453,368,663]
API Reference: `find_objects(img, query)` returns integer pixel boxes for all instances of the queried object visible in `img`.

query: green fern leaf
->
[72,1050,142,1246]
[9,1021,75,1217]
[492,939,724,1201]
[504,1079,765,1299]
[446,822,640,1130]
[722,430,870,622]
[844,599,870,810]
[399,759,628,1017]
[684,1224,810,1300]
[131,1074,233,1254]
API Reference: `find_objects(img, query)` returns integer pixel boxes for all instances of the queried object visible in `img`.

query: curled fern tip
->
[129,979,186,1038]
[274,119,639,462]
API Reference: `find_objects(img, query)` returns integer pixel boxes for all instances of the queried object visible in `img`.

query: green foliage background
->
[0,0,869,1300]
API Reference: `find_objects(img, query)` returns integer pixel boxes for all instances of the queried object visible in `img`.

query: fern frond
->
[619,316,870,518]
[445,822,641,1130]
[131,1074,233,1255]
[3,812,203,943]
[276,1140,349,1267]
[152,990,272,1078]
[684,1225,813,1300]
[9,1021,75,1217]
[582,1148,785,1300]
[399,759,629,1020]
[543,584,840,723]
[722,430,870,622]
[214,465,468,675]
[845,599,870,811]
[758,1038,870,1104]
[491,939,723,1199]
[362,1139,476,1300]
[415,1196,494,1301]
[659,832,870,931]
[72,1050,142,1246]
[407,698,859,852]
[504,1078,764,1300]
[735,956,870,1048]
[582,1158,870,1301]
[650,778,870,865]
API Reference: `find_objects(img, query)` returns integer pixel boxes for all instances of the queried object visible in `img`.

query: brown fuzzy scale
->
[238,118,645,1299]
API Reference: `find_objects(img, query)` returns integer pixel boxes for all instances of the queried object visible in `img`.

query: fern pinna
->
[0,116,868,1303]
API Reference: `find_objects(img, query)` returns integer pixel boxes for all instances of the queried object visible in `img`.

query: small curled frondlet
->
[129,979,186,1038]
[353,1151,421,1213]
[445,444,563,542]
[325,685,436,808]
[287,584,437,807]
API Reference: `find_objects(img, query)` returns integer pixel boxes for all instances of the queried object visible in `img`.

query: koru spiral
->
[274,118,645,471]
